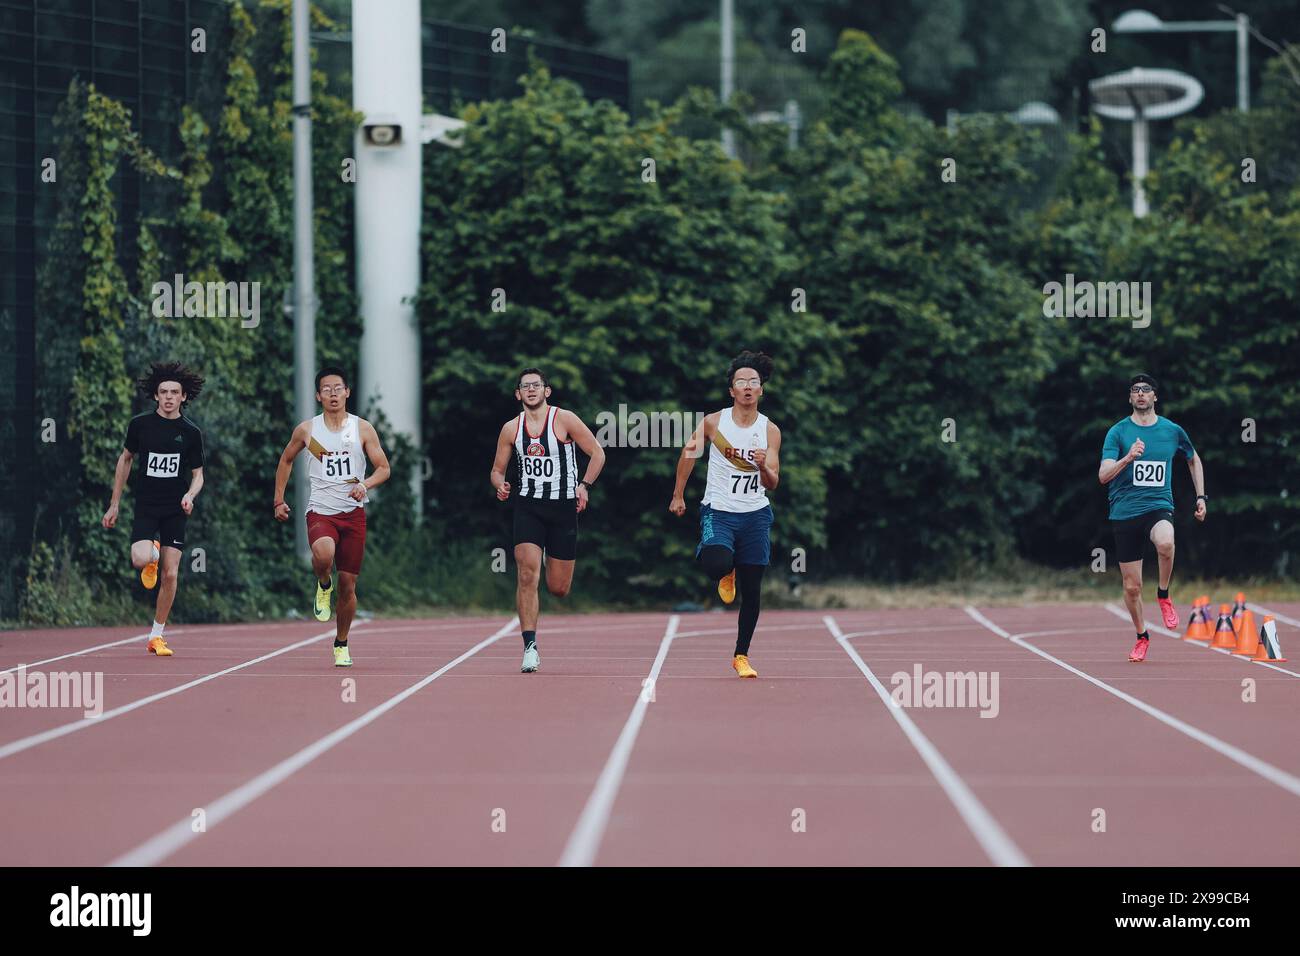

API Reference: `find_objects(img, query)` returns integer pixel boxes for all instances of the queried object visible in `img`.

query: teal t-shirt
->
[1102,415,1195,520]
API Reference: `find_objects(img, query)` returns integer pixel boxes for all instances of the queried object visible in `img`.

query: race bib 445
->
[146,452,181,478]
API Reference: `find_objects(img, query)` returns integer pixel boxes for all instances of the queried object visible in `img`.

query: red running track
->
[1,602,1298,866]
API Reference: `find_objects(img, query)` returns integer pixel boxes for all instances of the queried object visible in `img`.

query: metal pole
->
[720,0,735,158]
[1132,116,1149,218]
[1236,13,1249,112]
[292,0,315,563]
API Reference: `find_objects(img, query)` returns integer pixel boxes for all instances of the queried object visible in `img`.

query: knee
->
[1123,579,1142,599]
[518,565,539,589]
[337,577,356,599]
[311,546,334,567]
[1155,540,1175,558]
[699,547,733,581]
[161,564,179,585]
[547,580,571,599]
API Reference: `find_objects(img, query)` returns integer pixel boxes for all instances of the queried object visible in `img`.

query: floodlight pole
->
[720,0,735,158]
[292,0,315,563]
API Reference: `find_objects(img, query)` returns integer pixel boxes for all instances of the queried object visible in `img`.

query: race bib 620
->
[1131,459,1167,488]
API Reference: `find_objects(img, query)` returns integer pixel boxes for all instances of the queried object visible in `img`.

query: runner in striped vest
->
[490,367,607,673]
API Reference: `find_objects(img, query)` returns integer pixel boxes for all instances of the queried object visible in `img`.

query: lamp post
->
[1113,8,1250,112]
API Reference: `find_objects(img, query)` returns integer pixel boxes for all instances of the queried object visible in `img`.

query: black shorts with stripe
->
[512,496,578,561]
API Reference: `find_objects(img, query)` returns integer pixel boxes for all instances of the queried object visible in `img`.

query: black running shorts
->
[512,497,578,561]
[1111,508,1173,564]
[131,502,188,550]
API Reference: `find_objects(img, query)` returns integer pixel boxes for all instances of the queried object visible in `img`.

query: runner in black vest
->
[101,362,206,657]
[489,367,606,673]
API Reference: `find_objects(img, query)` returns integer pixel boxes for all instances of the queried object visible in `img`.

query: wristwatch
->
[579,480,594,492]
[1196,494,1209,501]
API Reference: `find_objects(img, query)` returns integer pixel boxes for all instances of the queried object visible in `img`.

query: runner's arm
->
[1098,449,1136,485]
[758,422,781,491]
[359,419,391,491]
[673,414,714,498]
[274,421,310,505]
[490,421,514,495]
[1187,451,1204,496]
[108,448,134,507]
[559,410,606,485]
[185,467,204,500]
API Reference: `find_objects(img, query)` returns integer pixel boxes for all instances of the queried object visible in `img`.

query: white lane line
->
[826,615,1030,868]
[108,617,519,867]
[0,623,364,761]
[965,606,1300,799]
[558,615,679,868]
[1252,603,1300,629]
[0,631,192,675]
[1101,603,1300,679]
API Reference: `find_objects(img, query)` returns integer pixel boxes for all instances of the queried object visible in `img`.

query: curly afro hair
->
[137,361,205,404]
[725,350,774,389]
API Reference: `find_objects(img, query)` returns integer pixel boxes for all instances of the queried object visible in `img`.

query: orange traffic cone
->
[1209,605,1239,649]
[1185,599,1211,641]
[1232,609,1259,656]
[1251,616,1288,663]
[1230,592,1247,635]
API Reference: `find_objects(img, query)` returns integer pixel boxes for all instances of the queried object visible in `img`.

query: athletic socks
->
[334,638,347,648]
[150,620,165,639]
[522,630,536,649]
[1137,630,1150,641]
[319,577,332,591]
[1157,587,1169,600]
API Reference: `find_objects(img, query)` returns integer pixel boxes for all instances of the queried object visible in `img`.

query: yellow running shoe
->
[314,577,333,622]
[147,637,173,657]
[140,539,160,590]
[333,644,352,667]
[718,569,736,604]
[732,654,757,678]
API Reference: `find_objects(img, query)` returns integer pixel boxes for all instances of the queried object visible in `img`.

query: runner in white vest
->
[669,351,782,679]
[273,367,392,668]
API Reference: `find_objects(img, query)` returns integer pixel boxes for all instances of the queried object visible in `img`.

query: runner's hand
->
[1126,438,1145,461]
[180,493,194,515]
[751,448,766,469]
[576,484,589,514]
[669,495,686,517]
[102,504,118,529]
[273,501,290,522]
[348,483,367,502]
[496,481,511,501]
[1195,498,1207,522]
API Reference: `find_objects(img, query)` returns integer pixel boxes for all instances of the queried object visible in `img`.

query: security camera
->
[362,115,402,146]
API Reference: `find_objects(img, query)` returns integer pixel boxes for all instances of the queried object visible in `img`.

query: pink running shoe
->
[1129,636,1150,662]
[1157,597,1179,631]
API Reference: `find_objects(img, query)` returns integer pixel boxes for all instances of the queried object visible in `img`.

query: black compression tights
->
[698,546,765,656]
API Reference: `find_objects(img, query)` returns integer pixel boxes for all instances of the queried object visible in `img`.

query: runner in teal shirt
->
[1098,374,1207,663]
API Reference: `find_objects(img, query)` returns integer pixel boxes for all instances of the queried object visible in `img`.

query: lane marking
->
[558,615,679,867]
[1251,603,1300,629]
[826,615,1031,867]
[1101,603,1300,679]
[0,624,363,760]
[1,631,191,675]
[966,606,1300,799]
[107,617,518,867]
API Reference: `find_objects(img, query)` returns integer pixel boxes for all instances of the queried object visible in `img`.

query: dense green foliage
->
[16,14,1300,625]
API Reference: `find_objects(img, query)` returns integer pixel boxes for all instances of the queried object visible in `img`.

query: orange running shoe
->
[140,539,160,590]
[147,637,173,657]
[732,654,757,678]
[718,569,736,604]
[1128,636,1149,663]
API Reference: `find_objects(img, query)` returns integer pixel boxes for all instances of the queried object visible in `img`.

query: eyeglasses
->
[1130,385,1154,394]
[319,386,348,396]
[519,382,545,391]
[733,378,762,389]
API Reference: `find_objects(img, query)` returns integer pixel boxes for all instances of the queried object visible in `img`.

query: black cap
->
[1130,373,1158,392]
